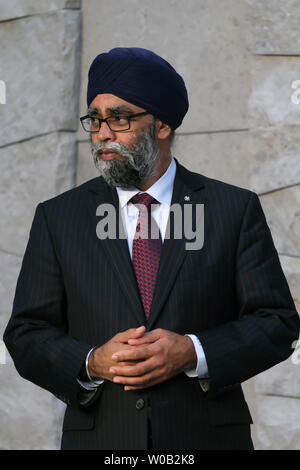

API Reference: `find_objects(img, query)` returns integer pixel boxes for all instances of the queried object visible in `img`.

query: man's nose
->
[94,121,116,142]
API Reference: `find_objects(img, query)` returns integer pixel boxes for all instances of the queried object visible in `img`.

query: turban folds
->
[87,47,189,130]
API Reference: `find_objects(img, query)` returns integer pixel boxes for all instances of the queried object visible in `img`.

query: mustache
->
[91,140,142,172]
[92,141,127,157]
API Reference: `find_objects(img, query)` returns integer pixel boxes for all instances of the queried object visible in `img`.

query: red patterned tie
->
[130,193,162,320]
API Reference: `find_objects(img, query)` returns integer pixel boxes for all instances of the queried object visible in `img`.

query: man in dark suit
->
[4,48,299,450]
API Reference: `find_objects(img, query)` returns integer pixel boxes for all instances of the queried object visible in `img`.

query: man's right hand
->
[88,326,146,381]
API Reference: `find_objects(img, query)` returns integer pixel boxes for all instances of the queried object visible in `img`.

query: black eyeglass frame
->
[80,111,149,133]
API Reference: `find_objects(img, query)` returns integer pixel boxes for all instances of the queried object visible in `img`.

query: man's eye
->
[109,116,128,124]
[112,116,125,121]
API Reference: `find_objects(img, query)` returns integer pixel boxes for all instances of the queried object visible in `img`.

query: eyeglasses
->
[80,111,149,133]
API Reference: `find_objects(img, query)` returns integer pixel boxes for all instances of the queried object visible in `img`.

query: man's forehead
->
[88,93,145,115]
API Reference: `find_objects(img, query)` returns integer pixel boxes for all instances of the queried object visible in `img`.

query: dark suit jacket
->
[4,158,299,450]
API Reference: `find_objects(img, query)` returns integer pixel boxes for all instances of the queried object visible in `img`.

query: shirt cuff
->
[77,347,104,390]
[184,334,209,378]
[77,378,103,390]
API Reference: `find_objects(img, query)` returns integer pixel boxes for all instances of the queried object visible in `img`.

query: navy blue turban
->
[87,47,189,130]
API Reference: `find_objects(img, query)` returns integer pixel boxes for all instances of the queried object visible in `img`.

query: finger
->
[116,326,146,343]
[113,369,161,387]
[110,359,154,377]
[128,330,160,345]
[127,336,155,345]
[127,326,148,341]
[117,361,140,367]
[112,344,152,362]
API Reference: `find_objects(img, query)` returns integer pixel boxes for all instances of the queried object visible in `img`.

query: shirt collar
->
[116,156,176,209]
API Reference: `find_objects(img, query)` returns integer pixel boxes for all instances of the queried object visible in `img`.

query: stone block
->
[0,352,64,449]
[78,0,250,139]
[0,132,77,257]
[246,0,300,55]
[259,186,300,257]
[254,354,300,399]
[172,131,251,189]
[0,10,81,147]
[0,252,22,319]
[254,395,300,450]
[0,0,80,21]
[279,255,300,305]
[248,56,300,128]
[0,253,66,450]
[248,126,300,194]
[242,377,258,426]
[77,140,98,186]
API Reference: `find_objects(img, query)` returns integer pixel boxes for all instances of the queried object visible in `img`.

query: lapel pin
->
[184,195,190,201]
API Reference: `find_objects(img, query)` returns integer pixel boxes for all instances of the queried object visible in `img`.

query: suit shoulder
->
[177,160,254,203]
[202,173,254,199]
[202,175,257,218]
[183,163,255,204]
[38,176,104,211]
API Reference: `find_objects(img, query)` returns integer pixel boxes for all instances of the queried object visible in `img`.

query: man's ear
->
[156,120,172,140]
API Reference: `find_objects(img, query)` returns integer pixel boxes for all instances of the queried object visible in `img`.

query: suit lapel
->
[85,178,146,326]
[147,159,206,329]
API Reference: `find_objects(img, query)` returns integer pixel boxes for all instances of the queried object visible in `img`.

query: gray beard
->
[90,120,159,188]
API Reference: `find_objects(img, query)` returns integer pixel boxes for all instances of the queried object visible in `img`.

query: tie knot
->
[130,192,159,209]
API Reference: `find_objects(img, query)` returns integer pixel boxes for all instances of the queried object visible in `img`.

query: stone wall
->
[244,0,300,450]
[0,0,82,450]
[1,0,299,450]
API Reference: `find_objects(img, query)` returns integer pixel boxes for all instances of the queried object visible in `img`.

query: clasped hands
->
[88,326,197,391]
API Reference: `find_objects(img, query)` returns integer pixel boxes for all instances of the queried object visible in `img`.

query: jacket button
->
[136,398,145,410]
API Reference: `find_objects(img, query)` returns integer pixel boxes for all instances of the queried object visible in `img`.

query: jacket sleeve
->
[196,191,300,397]
[3,203,98,408]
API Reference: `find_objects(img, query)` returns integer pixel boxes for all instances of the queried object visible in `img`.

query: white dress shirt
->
[79,156,209,390]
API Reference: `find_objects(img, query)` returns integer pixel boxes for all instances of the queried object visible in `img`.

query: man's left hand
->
[109,329,197,390]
